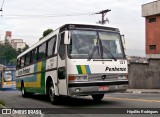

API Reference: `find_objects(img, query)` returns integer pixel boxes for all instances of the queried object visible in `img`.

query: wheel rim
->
[49,86,55,101]
[22,86,24,95]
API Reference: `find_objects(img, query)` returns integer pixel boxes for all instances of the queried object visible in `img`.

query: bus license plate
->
[99,86,109,91]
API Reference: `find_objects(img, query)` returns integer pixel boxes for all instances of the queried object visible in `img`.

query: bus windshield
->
[68,30,125,59]
[4,71,15,82]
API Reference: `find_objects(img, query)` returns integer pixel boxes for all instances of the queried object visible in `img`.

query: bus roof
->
[17,23,119,59]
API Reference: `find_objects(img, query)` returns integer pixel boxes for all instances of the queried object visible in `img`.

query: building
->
[5,31,12,43]
[0,31,27,50]
[127,56,148,64]
[142,0,160,59]
[0,40,5,45]
[11,39,26,50]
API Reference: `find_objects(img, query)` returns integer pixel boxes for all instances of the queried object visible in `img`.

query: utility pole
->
[95,9,111,25]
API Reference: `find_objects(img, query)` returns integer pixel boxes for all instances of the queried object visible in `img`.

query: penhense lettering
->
[105,67,126,71]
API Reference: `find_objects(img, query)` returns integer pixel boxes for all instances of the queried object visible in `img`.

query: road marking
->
[40,114,44,117]
[106,96,160,103]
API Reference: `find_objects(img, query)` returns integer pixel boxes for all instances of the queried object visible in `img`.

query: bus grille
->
[88,74,119,81]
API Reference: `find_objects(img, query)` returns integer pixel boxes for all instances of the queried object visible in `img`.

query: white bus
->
[16,23,128,104]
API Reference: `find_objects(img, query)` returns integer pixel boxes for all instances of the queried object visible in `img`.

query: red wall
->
[146,15,160,54]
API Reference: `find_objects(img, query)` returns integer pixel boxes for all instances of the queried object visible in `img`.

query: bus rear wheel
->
[48,82,59,105]
[21,83,32,98]
[21,83,27,97]
[92,94,104,102]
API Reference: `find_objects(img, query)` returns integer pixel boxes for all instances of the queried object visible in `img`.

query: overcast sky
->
[0,0,156,57]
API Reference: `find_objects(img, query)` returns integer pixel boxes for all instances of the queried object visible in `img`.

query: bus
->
[0,65,16,89]
[16,23,128,104]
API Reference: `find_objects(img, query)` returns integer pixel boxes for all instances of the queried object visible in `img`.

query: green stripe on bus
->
[76,65,82,74]
[41,60,46,93]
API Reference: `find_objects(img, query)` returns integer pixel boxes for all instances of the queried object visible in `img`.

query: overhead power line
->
[0,0,5,11]
[2,12,95,19]
[0,34,40,38]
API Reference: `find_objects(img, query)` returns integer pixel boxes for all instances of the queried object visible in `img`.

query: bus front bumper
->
[68,80,129,96]
[2,84,16,89]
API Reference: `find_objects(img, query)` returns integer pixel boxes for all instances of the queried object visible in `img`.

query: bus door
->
[57,32,68,95]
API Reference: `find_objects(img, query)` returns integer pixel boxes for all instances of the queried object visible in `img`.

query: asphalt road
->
[0,89,160,117]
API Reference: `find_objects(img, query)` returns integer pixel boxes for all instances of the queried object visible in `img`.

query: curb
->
[0,104,6,108]
[126,90,160,94]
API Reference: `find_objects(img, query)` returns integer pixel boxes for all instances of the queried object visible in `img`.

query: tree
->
[22,44,29,52]
[43,29,53,37]
[0,42,29,66]
[9,59,17,66]
[0,42,17,65]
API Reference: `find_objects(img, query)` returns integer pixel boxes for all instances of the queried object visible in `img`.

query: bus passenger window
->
[47,36,56,56]
[25,52,31,65]
[38,43,46,60]
[21,56,25,67]
[58,33,65,60]
[0,72,2,81]
[31,48,37,63]
[17,58,21,69]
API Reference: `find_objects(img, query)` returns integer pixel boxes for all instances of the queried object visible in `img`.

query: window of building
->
[31,48,38,63]
[38,42,46,60]
[149,45,156,50]
[149,17,156,23]
[25,52,31,65]
[47,36,56,56]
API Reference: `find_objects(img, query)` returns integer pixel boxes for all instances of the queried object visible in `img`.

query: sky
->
[0,0,156,57]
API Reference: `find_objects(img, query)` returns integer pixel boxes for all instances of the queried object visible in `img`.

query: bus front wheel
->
[92,94,104,102]
[48,82,59,105]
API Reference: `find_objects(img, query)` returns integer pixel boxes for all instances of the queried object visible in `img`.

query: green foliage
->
[43,29,53,37]
[22,44,29,52]
[0,42,29,66]
[0,100,5,106]
[9,59,17,65]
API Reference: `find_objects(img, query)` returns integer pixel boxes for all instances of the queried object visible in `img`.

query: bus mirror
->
[64,31,70,44]
[121,35,126,50]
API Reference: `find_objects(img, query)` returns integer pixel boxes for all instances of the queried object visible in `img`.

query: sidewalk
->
[126,89,160,94]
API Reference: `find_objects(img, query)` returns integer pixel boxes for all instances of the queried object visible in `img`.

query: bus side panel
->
[16,60,47,94]
[45,57,58,95]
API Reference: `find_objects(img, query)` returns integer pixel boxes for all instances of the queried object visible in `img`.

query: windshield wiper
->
[98,35,117,61]
[102,46,117,61]
[87,45,117,61]
[87,45,98,61]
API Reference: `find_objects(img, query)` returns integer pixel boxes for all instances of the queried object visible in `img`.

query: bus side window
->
[47,36,56,56]
[38,42,46,60]
[58,33,65,60]
[0,71,1,81]
[25,52,31,66]
[17,58,21,69]
[21,56,25,67]
[31,48,38,63]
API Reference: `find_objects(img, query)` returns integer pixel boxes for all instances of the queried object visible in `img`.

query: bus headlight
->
[118,75,127,80]
[69,75,88,81]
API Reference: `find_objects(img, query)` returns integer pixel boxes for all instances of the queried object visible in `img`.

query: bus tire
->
[21,82,30,98]
[92,94,104,102]
[48,81,59,105]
